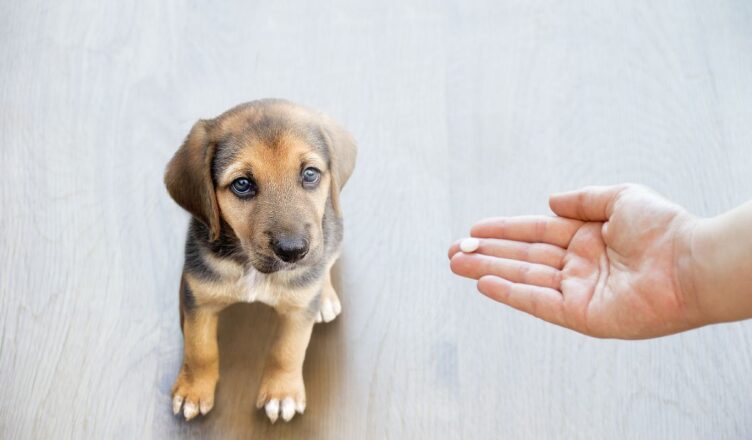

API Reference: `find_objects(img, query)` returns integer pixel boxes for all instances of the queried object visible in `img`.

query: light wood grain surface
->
[2,1,752,438]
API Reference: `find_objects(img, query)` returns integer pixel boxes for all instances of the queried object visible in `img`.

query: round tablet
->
[460,237,480,253]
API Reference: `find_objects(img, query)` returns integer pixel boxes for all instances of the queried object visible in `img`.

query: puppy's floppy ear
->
[164,120,222,241]
[319,115,357,217]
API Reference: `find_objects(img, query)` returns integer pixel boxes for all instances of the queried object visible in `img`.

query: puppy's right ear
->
[318,115,357,218]
[164,120,221,241]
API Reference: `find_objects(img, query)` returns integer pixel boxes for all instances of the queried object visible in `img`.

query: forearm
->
[689,200,752,324]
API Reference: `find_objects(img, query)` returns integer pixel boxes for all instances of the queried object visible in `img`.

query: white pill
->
[460,237,480,253]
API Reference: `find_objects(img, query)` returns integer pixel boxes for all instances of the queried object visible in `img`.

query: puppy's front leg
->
[172,305,220,420]
[315,269,342,323]
[256,307,315,423]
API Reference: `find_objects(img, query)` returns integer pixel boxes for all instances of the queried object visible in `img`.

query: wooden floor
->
[2,1,752,438]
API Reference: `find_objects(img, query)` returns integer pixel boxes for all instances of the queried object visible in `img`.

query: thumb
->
[549,184,628,221]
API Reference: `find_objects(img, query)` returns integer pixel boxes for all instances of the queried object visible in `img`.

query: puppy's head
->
[165,99,356,273]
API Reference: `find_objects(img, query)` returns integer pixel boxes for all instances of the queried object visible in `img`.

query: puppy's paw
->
[171,366,218,421]
[256,371,306,423]
[314,287,341,324]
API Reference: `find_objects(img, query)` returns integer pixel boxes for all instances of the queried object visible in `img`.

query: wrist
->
[673,214,707,327]
[683,208,752,325]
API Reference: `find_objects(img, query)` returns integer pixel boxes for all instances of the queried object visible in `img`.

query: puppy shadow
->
[199,261,349,437]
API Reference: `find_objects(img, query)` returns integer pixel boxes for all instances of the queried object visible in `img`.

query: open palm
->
[449,185,701,339]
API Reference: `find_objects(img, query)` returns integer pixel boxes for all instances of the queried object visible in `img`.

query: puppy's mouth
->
[249,253,303,274]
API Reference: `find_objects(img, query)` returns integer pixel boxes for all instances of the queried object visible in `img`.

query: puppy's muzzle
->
[270,234,309,263]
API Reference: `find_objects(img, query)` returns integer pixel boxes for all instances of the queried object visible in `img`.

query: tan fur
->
[255,310,314,409]
[172,308,220,419]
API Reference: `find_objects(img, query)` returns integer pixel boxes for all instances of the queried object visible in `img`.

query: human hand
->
[449,184,704,339]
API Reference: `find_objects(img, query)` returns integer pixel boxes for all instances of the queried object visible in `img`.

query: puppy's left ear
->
[319,115,357,217]
[164,119,222,241]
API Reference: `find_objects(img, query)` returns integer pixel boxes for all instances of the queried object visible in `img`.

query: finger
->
[450,253,562,289]
[477,275,566,327]
[449,238,566,268]
[476,238,566,268]
[470,216,582,248]
[448,240,461,259]
[549,184,629,221]
[448,238,482,259]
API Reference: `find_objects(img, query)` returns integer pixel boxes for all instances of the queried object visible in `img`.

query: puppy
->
[164,99,356,423]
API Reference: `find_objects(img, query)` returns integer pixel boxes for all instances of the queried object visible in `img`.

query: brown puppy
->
[164,99,356,423]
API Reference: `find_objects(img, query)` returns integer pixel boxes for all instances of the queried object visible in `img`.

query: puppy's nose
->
[270,235,309,263]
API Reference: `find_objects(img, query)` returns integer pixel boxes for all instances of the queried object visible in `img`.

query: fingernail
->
[460,237,480,253]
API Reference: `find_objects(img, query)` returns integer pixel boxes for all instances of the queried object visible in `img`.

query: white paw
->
[263,396,306,423]
[171,373,217,421]
[172,392,213,421]
[315,296,342,323]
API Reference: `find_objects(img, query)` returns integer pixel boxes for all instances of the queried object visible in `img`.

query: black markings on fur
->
[194,218,245,262]
[181,278,197,311]
[183,218,246,281]
[184,229,219,280]
[286,259,326,289]
[322,197,344,254]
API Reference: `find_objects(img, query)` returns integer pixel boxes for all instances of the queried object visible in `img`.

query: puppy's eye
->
[301,167,321,188]
[230,178,257,198]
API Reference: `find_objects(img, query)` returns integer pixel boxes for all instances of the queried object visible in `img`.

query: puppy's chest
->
[239,270,280,306]
[236,269,312,308]
[199,251,313,308]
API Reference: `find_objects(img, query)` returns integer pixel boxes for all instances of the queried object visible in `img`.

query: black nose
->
[270,235,309,263]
